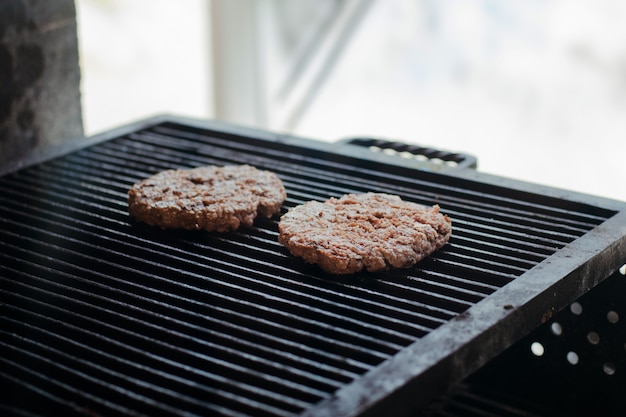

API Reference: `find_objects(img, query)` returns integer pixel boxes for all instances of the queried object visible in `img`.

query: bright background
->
[75,0,626,202]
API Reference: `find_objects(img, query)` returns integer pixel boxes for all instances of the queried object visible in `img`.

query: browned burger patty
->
[278,193,451,274]
[128,164,286,232]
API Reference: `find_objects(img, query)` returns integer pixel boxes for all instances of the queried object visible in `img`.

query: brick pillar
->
[0,0,83,168]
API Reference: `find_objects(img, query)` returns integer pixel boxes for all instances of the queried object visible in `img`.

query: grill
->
[1,115,625,417]
[417,267,626,417]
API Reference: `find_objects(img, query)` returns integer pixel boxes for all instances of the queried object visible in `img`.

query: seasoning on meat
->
[278,193,452,274]
[128,164,286,232]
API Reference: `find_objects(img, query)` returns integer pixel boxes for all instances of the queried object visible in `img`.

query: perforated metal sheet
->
[418,268,626,417]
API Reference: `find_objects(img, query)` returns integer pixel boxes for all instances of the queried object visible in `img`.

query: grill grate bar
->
[0,251,374,377]
[0,228,404,360]
[1,284,329,415]
[435,253,526,277]
[0,337,294,417]
[0,201,433,348]
[450,226,558,257]
[2,304,358,405]
[448,236,543,267]
[445,213,582,247]
[0,258,362,389]
[1,270,341,397]
[1,305,317,417]
[0,355,155,417]
[1,338,293,417]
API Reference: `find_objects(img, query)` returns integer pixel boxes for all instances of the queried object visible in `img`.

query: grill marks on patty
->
[128,165,286,232]
[278,193,452,274]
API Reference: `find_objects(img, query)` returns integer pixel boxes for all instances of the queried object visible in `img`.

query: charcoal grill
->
[1,115,625,417]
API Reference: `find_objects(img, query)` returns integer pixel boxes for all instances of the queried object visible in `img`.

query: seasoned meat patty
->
[278,193,451,274]
[128,164,286,232]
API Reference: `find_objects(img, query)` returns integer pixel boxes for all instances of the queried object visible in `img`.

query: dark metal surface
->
[337,137,478,171]
[417,268,626,417]
[1,115,625,417]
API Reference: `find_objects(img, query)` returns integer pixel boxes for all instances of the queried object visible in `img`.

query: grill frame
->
[417,267,626,417]
[2,114,626,417]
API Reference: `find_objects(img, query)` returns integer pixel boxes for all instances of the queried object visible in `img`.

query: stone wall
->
[0,0,83,169]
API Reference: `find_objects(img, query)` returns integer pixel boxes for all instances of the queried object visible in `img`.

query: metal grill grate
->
[1,116,625,417]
